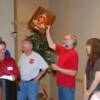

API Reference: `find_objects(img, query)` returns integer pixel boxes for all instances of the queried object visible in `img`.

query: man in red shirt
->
[0,41,20,100]
[46,26,78,100]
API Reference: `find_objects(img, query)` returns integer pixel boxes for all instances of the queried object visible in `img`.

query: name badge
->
[7,66,13,71]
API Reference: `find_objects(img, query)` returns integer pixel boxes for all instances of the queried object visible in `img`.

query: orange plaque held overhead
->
[28,6,55,34]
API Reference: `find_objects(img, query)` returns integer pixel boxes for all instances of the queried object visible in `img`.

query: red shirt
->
[0,57,20,80]
[55,44,78,88]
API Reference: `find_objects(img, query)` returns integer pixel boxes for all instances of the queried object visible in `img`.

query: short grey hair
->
[66,33,77,47]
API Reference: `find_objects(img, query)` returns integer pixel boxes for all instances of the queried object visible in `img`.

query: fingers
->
[46,25,51,33]
[47,25,51,30]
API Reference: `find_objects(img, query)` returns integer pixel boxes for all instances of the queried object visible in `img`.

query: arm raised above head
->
[46,26,56,50]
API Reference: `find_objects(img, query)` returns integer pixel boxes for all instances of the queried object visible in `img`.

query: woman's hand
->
[84,90,90,100]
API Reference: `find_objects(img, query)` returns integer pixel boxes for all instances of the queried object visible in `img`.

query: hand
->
[34,76,40,81]
[46,25,51,34]
[84,90,90,100]
[10,75,15,80]
[51,64,60,71]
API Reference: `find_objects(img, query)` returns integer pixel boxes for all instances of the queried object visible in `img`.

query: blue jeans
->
[58,85,75,100]
[17,80,39,100]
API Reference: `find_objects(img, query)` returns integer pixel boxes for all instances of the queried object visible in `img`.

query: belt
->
[22,78,35,82]
[29,78,35,81]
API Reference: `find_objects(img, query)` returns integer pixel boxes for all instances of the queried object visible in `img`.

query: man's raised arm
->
[46,26,56,50]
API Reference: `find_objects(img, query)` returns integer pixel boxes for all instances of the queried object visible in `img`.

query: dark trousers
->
[0,79,17,100]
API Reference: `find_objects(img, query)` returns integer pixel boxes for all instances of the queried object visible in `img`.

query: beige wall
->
[0,0,15,57]
[50,0,100,99]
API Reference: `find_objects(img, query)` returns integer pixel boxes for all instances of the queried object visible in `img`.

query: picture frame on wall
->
[28,6,55,35]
